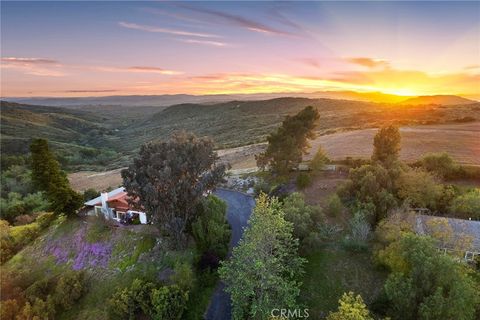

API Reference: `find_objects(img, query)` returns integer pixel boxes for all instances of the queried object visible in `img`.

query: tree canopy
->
[121,132,228,246]
[257,106,319,174]
[384,234,478,320]
[30,139,82,215]
[219,194,305,319]
[372,125,401,165]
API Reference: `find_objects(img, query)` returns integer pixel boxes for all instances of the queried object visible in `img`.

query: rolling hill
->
[400,95,477,105]
[2,98,479,170]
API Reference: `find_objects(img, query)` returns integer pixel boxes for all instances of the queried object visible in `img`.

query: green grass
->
[299,244,388,319]
[110,232,156,271]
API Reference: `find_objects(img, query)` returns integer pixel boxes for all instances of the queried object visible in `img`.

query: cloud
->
[126,66,183,75]
[296,58,322,69]
[1,57,59,65]
[62,89,118,93]
[178,39,229,47]
[177,4,295,36]
[118,21,220,38]
[88,65,183,75]
[1,56,64,76]
[346,57,390,68]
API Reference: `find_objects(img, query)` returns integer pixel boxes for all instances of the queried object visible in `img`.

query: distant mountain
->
[5,90,411,107]
[400,95,477,106]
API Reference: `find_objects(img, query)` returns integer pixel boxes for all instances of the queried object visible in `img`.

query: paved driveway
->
[205,188,255,320]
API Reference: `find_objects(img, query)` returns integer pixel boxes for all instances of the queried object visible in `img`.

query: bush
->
[191,195,231,260]
[53,270,85,310]
[108,280,189,320]
[324,194,344,217]
[397,168,443,210]
[172,262,195,291]
[82,188,99,202]
[296,172,312,189]
[310,148,329,172]
[342,212,371,252]
[449,189,480,220]
[107,279,155,320]
[150,285,189,320]
[420,152,459,179]
[0,192,49,223]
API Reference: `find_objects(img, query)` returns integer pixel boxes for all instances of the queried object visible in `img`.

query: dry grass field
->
[69,122,479,192]
[306,121,480,165]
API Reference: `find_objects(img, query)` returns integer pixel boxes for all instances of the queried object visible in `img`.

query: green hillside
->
[2,99,479,170]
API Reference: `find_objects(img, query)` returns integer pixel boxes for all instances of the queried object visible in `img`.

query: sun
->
[381,88,419,97]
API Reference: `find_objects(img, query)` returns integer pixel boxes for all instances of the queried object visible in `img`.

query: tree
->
[30,139,82,215]
[257,106,319,174]
[281,192,322,241]
[191,195,231,259]
[338,164,398,224]
[310,147,329,173]
[219,194,305,319]
[449,189,480,220]
[327,292,373,320]
[420,152,458,179]
[122,132,228,247]
[384,234,478,320]
[372,125,401,165]
[396,168,442,210]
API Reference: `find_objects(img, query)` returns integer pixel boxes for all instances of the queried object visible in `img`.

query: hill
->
[400,95,477,105]
[2,98,479,170]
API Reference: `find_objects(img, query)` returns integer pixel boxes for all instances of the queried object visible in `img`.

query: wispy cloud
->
[118,21,220,38]
[296,58,322,69]
[126,66,182,75]
[346,57,390,68]
[179,38,229,47]
[1,56,64,76]
[177,4,295,36]
[1,57,59,65]
[62,89,118,93]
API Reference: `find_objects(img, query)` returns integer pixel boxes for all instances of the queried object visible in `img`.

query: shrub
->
[342,212,371,252]
[420,152,459,179]
[327,292,373,320]
[449,189,480,220]
[107,279,155,320]
[310,148,329,172]
[172,262,195,291]
[53,270,85,310]
[82,188,99,201]
[324,194,344,217]
[0,299,20,320]
[191,195,231,260]
[397,168,443,210]
[282,192,323,241]
[296,172,311,189]
[150,285,189,320]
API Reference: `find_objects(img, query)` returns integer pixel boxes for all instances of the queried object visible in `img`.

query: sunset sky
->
[1,1,479,98]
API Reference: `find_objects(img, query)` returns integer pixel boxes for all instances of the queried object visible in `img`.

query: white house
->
[84,187,148,224]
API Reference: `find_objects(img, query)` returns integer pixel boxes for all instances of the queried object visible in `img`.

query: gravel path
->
[205,188,255,320]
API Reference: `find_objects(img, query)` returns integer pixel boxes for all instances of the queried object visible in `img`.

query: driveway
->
[205,188,255,320]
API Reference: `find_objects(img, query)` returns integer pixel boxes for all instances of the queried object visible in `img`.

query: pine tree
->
[257,106,319,175]
[30,139,82,215]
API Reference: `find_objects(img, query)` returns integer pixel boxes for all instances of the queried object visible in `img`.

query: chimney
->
[101,192,109,210]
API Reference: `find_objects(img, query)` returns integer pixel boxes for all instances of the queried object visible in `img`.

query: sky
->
[1,1,479,98]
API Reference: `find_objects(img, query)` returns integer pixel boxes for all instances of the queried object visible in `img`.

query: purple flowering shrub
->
[44,224,113,270]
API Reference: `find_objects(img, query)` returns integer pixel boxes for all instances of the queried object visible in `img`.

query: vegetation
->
[122,131,228,247]
[30,139,83,215]
[372,125,401,165]
[257,106,319,174]
[219,194,305,319]
[191,195,231,263]
[327,292,373,320]
[383,234,478,320]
